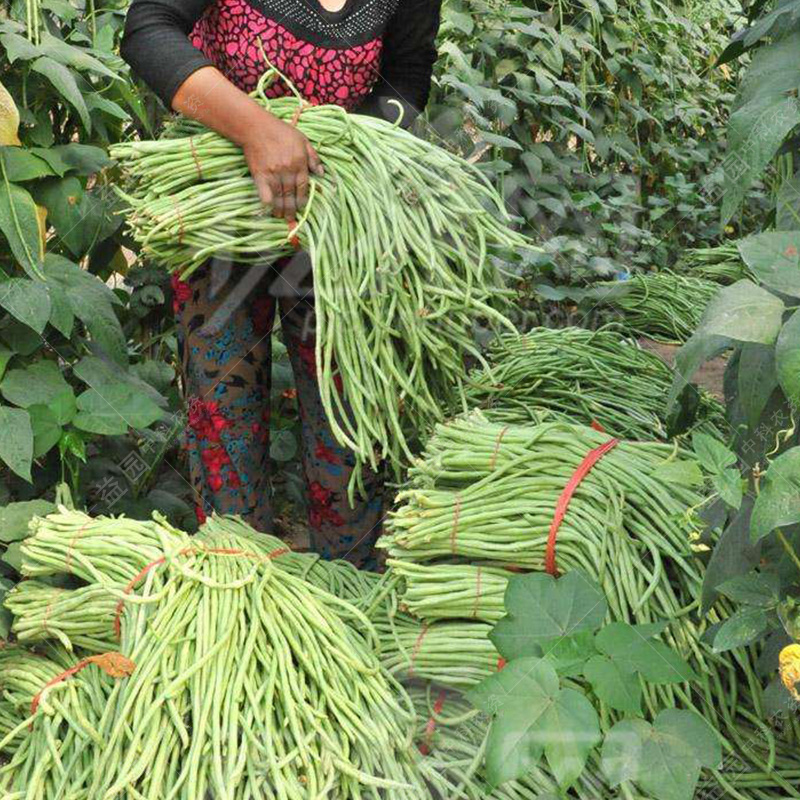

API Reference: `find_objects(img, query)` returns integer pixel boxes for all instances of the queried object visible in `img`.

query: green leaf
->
[776,310,800,408]
[650,460,704,487]
[751,447,800,541]
[698,280,784,345]
[1,359,70,407]
[30,56,91,132]
[0,498,54,542]
[0,32,41,62]
[269,429,298,462]
[737,343,778,431]
[717,572,780,608]
[468,657,600,788]
[584,655,641,714]
[722,94,800,224]
[702,500,760,615]
[667,332,731,411]
[73,385,164,435]
[0,405,32,481]
[2,541,22,571]
[693,432,742,509]
[739,231,800,297]
[0,278,50,334]
[490,571,607,660]
[0,146,56,181]
[0,157,44,280]
[49,144,112,176]
[712,607,769,652]
[0,346,12,382]
[28,403,61,457]
[602,710,721,800]
[38,31,118,79]
[595,622,696,684]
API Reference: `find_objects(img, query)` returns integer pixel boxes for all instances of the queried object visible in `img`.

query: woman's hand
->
[242,113,324,220]
[170,67,324,220]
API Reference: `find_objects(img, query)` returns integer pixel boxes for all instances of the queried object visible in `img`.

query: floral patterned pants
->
[173,258,384,568]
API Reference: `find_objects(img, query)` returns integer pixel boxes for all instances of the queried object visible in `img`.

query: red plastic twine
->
[287,219,302,250]
[418,689,447,755]
[408,623,429,678]
[544,438,619,576]
[449,495,463,554]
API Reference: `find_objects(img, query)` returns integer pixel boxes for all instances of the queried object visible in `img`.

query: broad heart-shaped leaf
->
[717,572,780,608]
[602,710,721,800]
[28,403,62,458]
[490,571,607,661]
[0,498,55,543]
[0,278,50,334]
[1,358,71,408]
[776,310,800,409]
[42,255,127,366]
[467,657,600,789]
[584,654,641,714]
[30,56,91,132]
[698,280,784,345]
[595,622,696,684]
[73,385,164,435]
[751,447,800,541]
[712,607,769,653]
[737,343,778,431]
[739,231,800,298]
[701,499,761,615]
[0,405,32,481]
[0,158,44,280]
[722,93,800,225]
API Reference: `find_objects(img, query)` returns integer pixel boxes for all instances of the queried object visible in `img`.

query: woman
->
[121,0,442,567]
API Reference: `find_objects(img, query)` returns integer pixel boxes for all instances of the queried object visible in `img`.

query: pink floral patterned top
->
[122,0,442,121]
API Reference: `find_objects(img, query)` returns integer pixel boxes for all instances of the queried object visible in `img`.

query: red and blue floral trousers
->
[172,259,384,568]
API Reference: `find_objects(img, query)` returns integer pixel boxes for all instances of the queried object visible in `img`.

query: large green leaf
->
[38,31,119,79]
[0,405,32,481]
[698,280,784,345]
[738,231,800,297]
[1,359,71,407]
[43,255,127,366]
[0,498,54,542]
[30,56,91,132]
[751,447,800,541]
[712,607,769,652]
[737,343,778,431]
[602,710,721,800]
[595,622,696,684]
[49,144,113,176]
[0,346,12,382]
[0,156,44,280]
[583,655,641,714]
[692,432,743,510]
[73,385,164,435]
[776,310,800,408]
[468,657,600,788]
[0,146,56,181]
[0,278,51,334]
[667,332,731,411]
[28,403,62,457]
[490,571,607,661]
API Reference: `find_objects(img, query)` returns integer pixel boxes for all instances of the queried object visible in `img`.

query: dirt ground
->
[640,339,727,400]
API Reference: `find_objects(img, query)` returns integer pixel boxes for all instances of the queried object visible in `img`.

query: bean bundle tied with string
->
[111,67,529,492]
[1,509,425,799]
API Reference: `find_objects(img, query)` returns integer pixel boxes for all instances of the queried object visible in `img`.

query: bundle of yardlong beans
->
[111,70,527,491]
[593,271,719,343]
[389,560,509,624]
[461,326,725,440]
[5,581,118,652]
[680,242,750,284]
[378,414,800,797]
[3,510,425,799]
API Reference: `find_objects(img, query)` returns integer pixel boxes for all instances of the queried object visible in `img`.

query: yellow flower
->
[779,644,800,701]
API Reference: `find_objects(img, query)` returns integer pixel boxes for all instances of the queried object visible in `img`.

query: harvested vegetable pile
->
[680,242,750,284]
[592,272,719,343]
[377,414,800,797]
[461,326,725,440]
[1,509,423,798]
[111,71,528,491]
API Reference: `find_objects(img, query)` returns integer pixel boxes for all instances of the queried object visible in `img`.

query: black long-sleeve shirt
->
[121,0,441,123]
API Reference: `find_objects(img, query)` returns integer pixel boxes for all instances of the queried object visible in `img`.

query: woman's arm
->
[121,0,322,219]
[359,0,443,127]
